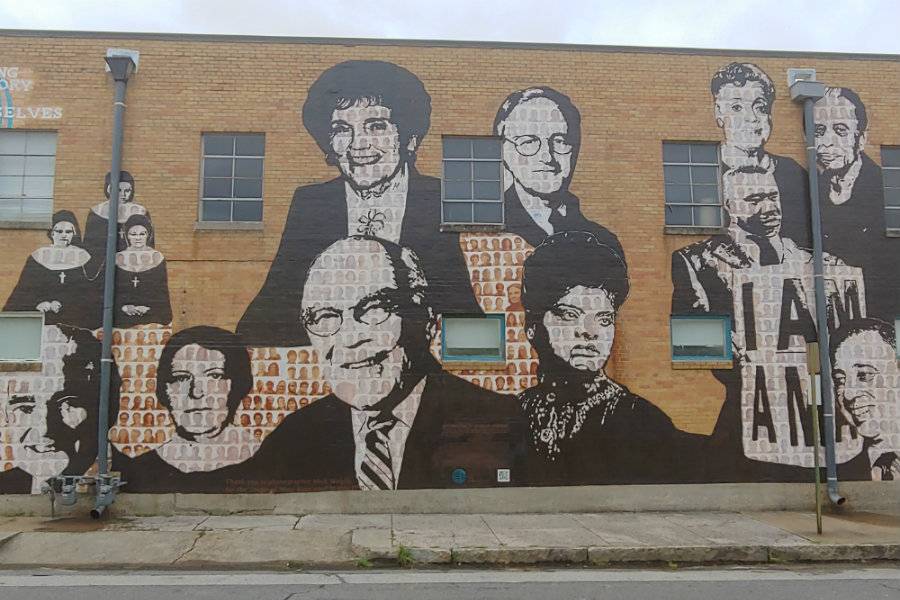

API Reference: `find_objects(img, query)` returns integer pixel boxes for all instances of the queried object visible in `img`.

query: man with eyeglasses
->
[813,87,897,322]
[241,236,524,491]
[492,87,624,257]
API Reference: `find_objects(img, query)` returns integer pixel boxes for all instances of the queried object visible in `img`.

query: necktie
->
[548,205,565,233]
[358,414,398,490]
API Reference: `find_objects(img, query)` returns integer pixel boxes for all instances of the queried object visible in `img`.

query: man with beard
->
[237,60,479,347]
[814,87,898,321]
[241,236,524,491]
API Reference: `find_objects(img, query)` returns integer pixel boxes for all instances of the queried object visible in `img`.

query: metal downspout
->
[802,97,846,507]
[92,70,129,519]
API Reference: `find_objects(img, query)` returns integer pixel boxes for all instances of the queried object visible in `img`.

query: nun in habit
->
[4,211,100,329]
[114,214,172,328]
[83,170,150,277]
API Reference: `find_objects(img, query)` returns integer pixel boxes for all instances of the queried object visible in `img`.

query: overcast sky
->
[1,0,898,54]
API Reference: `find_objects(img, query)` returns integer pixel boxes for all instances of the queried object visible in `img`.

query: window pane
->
[201,200,232,221]
[473,201,503,224]
[25,132,57,155]
[444,180,472,200]
[694,205,722,227]
[0,175,22,196]
[664,165,690,184]
[691,165,718,185]
[234,158,263,178]
[443,161,471,180]
[0,198,23,220]
[204,134,234,156]
[671,318,727,358]
[690,144,719,164]
[472,138,501,159]
[203,157,233,177]
[883,169,900,188]
[473,161,501,180]
[0,132,27,155]
[235,135,265,156]
[23,176,53,198]
[665,204,693,226]
[665,184,691,204]
[21,198,51,218]
[234,178,262,198]
[232,200,263,221]
[663,143,690,163]
[203,178,232,198]
[473,180,501,200]
[24,155,54,176]
[0,156,25,176]
[443,138,471,159]
[886,188,900,208]
[692,184,719,205]
[0,315,43,361]
[443,202,473,223]
[886,208,900,229]
[444,317,502,358]
[882,147,900,168]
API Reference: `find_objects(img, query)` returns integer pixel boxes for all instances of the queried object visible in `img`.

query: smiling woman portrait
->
[519,231,703,486]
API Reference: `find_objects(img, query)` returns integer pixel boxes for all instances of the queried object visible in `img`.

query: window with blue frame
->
[441,314,505,362]
[670,315,731,361]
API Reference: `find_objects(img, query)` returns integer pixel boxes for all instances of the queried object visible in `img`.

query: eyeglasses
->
[503,135,573,157]
[303,290,400,337]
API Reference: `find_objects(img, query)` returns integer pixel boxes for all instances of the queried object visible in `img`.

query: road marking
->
[0,567,899,587]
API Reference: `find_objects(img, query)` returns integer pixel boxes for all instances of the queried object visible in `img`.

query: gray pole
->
[802,97,845,507]
[93,55,135,518]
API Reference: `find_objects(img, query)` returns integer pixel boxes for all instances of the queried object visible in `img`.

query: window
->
[882,146,900,229]
[895,318,900,359]
[0,130,57,222]
[670,316,731,361]
[663,142,722,228]
[441,314,505,362]
[200,133,265,222]
[442,137,503,225]
[0,313,43,362]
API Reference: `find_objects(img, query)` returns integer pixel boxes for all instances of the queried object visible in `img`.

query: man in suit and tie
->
[831,318,900,481]
[243,236,524,491]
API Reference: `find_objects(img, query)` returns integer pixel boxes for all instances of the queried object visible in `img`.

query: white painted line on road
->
[1,567,899,587]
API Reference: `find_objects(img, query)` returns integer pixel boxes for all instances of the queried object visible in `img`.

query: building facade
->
[0,30,898,495]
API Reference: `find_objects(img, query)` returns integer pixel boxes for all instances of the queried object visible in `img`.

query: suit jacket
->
[237,169,481,346]
[504,186,625,263]
[820,152,898,321]
[231,366,527,492]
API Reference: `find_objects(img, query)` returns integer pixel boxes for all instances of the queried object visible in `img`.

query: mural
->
[0,66,63,129]
[0,57,897,495]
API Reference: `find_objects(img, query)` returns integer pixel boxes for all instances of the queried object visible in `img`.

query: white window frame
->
[670,315,732,362]
[663,141,723,229]
[0,311,44,363]
[441,136,505,226]
[199,133,265,223]
[0,130,57,224]
[882,146,900,231]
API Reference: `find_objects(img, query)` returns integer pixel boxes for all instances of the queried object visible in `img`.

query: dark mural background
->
[0,58,898,494]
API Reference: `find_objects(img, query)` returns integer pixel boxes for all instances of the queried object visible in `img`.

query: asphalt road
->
[0,565,899,599]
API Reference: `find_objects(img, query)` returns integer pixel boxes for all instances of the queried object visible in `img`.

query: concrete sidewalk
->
[0,510,898,569]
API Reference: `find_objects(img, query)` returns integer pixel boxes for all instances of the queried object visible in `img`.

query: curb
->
[351,537,900,566]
